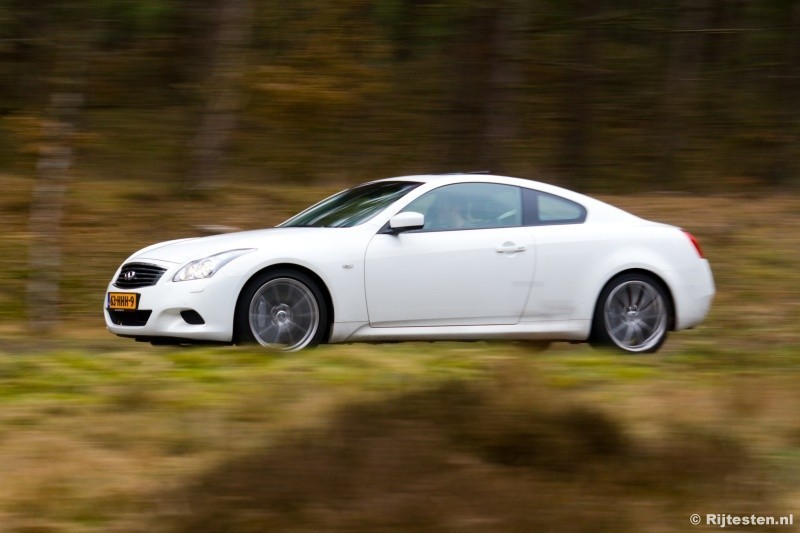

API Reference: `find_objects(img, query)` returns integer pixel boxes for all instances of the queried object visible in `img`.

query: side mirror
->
[386,211,424,234]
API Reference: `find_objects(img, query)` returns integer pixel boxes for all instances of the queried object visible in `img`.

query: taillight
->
[682,229,705,258]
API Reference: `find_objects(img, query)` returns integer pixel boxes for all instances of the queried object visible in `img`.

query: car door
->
[364,183,536,327]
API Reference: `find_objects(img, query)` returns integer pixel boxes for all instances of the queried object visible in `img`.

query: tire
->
[590,273,670,354]
[235,270,327,352]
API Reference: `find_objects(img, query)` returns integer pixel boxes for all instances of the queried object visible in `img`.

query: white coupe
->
[105,174,715,353]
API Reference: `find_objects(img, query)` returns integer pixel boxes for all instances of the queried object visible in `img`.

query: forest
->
[2,0,799,192]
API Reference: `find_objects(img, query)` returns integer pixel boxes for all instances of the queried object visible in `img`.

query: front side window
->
[280,181,421,228]
[402,183,522,231]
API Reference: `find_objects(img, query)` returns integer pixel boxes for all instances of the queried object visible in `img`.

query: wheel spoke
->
[618,323,631,344]
[639,295,658,312]
[633,322,647,345]
[610,321,628,336]
[611,293,626,309]
[286,321,306,342]
[635,285,647,307]
[626,284,636,307]
[257,321,279,342]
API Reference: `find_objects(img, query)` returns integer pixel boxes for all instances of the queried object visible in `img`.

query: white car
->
[105,174,714,353]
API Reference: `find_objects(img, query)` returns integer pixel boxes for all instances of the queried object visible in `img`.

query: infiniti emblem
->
[123,271,136,281]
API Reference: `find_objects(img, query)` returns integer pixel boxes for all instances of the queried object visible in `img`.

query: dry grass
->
[155,377,767,532]
[0,343,795,532]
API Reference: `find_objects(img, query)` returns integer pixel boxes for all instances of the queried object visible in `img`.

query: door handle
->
[496,242,526,254]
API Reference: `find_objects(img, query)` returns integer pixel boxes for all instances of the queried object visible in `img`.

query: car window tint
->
[403,183,522,231]
[522,189,586,225]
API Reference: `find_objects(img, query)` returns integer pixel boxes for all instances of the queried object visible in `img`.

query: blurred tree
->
[27,93,82,334]
[702,0,745,180]
[658,0,711,186]
[558,0,602,187]
[188,0,253,190]
[25,2,93,333]
[245,0,394,179]
[443,0,528,173]
[484,0,529,174]
[768,1,800,187]
[444,4,499,169]
[0,1,56,110]
[1,0,799,192]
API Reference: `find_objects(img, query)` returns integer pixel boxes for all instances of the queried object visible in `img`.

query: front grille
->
[107,310,152,326]
[114,262,167,289]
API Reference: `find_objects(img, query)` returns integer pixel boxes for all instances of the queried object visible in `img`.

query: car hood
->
[132,227,346,264]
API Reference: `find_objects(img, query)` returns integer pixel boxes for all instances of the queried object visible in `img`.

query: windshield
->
[279,181,421,228]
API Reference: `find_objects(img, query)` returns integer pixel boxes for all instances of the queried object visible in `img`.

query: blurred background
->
[1,1,800,531]
[2,0,800,190]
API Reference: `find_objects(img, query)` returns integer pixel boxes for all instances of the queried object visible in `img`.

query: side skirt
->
[330,320,591,344]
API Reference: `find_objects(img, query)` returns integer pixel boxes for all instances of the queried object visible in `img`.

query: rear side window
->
[522,189,587,226]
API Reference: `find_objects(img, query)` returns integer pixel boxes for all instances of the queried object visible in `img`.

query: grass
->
[1,176,800,530]
[0,341,797,531]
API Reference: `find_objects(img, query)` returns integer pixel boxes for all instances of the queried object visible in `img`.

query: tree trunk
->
[771,2,800,187]
[27,93,82,334]
[484,0,527,174]
[445,10,495,170]
[658,0,711,186]
[558,0,601,189]
[443,1,526,172]
[189,0,253,191]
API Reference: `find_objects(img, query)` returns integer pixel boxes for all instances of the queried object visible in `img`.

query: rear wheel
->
[235,270,327,351]
[590,273,670,354]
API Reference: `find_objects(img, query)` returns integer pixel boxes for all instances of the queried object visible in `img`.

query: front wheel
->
[590,273,671,354]
[235,270,327,352]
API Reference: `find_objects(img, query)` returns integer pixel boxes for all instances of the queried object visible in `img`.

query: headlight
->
[173,249,255,282]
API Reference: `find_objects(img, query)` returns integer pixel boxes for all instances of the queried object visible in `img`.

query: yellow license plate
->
[108,292,139,310]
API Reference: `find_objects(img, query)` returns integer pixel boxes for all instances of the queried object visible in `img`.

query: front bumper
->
[104,263,242,343]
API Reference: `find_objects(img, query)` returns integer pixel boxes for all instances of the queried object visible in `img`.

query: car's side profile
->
[105,174,715,353]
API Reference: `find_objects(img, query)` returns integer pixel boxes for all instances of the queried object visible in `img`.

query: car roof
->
[375,173,584,202]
